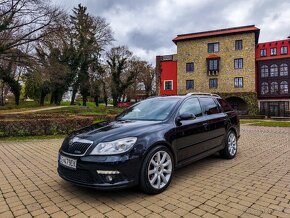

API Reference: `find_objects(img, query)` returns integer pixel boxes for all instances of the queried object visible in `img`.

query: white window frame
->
[164,80,173,91]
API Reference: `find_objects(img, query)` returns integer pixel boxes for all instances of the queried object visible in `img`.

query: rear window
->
[199,97,220,115]
[217,98,233,112]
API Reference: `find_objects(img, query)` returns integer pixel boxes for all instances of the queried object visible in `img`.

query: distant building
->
[156,54,177,96]
[156,25,260,115]
[256,38,290,117]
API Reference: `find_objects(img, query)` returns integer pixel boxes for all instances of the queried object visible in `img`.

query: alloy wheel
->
[147,151,172,189]
[228,132,237,156]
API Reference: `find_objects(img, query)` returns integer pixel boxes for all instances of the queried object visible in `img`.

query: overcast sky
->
[51,0,290,64]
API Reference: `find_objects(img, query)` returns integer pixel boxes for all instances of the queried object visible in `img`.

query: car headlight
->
[90,137,137,155]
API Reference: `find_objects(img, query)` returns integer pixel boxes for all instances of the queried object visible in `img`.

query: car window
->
[217,98,233,112]
[199,97,220,115]
[179,98,202,117]
[116,98,180,121]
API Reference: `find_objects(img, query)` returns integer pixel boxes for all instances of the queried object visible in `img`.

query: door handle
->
[203,123,208,128]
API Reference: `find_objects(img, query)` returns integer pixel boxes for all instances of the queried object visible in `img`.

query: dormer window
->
[260,49,267,57]
[281,46,288,55]
[270,48,277,56]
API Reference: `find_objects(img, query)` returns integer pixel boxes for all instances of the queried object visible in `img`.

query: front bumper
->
[57,152,142,190]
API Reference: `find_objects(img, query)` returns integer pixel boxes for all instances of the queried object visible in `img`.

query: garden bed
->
[0,113,117,137]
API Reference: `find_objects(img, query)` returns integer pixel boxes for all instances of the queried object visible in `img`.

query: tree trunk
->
[0,82,5,106]
[40,92,46,106]
[9,81,21,105]
[94,96,99,107]
[14,92,20,105]
[54,92,62,105]
[50,92,55,104]
[113,96,118,107]
[104,95,108,107]
[70,85,78,105]
[82,95,87,106]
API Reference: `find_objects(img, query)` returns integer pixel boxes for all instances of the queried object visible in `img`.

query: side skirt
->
[175,144,224,169]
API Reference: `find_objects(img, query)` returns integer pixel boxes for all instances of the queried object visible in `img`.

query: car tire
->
[139,145,174,194]
[220,130,238,159]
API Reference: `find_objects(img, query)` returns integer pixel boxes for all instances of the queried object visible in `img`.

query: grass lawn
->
[240,119,290,127]
[240,119,264,124]
[0,101,51,111]
[44,104,123,115]
[0,100,124,115]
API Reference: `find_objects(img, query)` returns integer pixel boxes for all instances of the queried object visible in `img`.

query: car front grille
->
[61,141,92,155]
[58,165,94,183]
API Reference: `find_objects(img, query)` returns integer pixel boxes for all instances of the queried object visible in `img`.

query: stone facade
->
[176,32,257,94]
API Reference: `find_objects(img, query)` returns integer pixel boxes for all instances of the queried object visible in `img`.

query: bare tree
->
[0,0,60,56]
[106,46,139,106]
[0,0,61,105]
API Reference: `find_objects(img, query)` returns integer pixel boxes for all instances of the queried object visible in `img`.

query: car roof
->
[152,93,220,100]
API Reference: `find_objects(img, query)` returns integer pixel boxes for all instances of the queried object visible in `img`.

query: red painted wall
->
[256,39,290,60]
[159,60,177,95]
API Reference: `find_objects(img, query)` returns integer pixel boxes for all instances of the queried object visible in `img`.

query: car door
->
[173,97,209,162]
[199,97,227,151]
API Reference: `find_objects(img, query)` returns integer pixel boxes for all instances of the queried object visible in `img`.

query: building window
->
[270,64,278,77]
[281,46,288,55]
[261,82,269,95]
[260,101,290,117]
[186,80,194,90]
[235,40,243,50]
[208,42,219,53]
[186,62,194,72]
[270,82,279,94]
[280,64,288,76]
[164,80,173,90]
[208,59,219,71]
[234,58,243,69]
[260,49,267,57]
[261,65,269,77]
[209,78,218,89]
[270,48,277,56]
[234,77,243,88]
[280,81,288,94]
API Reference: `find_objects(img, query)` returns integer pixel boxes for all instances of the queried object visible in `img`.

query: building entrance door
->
[269,103,279,117]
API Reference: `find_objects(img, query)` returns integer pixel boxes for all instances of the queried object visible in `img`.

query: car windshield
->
[116,98,180,121]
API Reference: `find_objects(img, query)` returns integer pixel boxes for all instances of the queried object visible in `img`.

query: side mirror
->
[176,112,196,124]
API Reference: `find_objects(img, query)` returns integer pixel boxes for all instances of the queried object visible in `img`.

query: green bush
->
[0,116,94,137]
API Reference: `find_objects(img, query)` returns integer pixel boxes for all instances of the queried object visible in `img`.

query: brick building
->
[156,25,260,115]
[256,37,290,117]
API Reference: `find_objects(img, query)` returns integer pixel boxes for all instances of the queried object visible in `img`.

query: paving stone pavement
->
[0,125,290,218]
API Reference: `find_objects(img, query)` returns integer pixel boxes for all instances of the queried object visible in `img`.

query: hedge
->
[0,116,95,137]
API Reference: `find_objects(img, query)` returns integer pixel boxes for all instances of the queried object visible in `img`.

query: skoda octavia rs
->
[58,93,240,194]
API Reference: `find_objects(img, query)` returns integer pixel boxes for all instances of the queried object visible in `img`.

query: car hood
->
[70,120,167,143]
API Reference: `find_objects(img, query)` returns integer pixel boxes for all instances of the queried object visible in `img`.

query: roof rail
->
[186,92,220,97]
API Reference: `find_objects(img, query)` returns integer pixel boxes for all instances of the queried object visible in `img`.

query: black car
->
[58,93,240,194]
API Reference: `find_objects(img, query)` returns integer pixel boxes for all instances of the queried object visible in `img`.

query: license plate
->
[59,155,77,170]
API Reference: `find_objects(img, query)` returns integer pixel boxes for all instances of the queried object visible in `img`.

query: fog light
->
[106,175,113,182]
[96,170,120,175]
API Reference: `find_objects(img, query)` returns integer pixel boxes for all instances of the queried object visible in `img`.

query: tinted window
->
[217,98,233,112]
[179,98,202,117]
[199,97,220,115]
